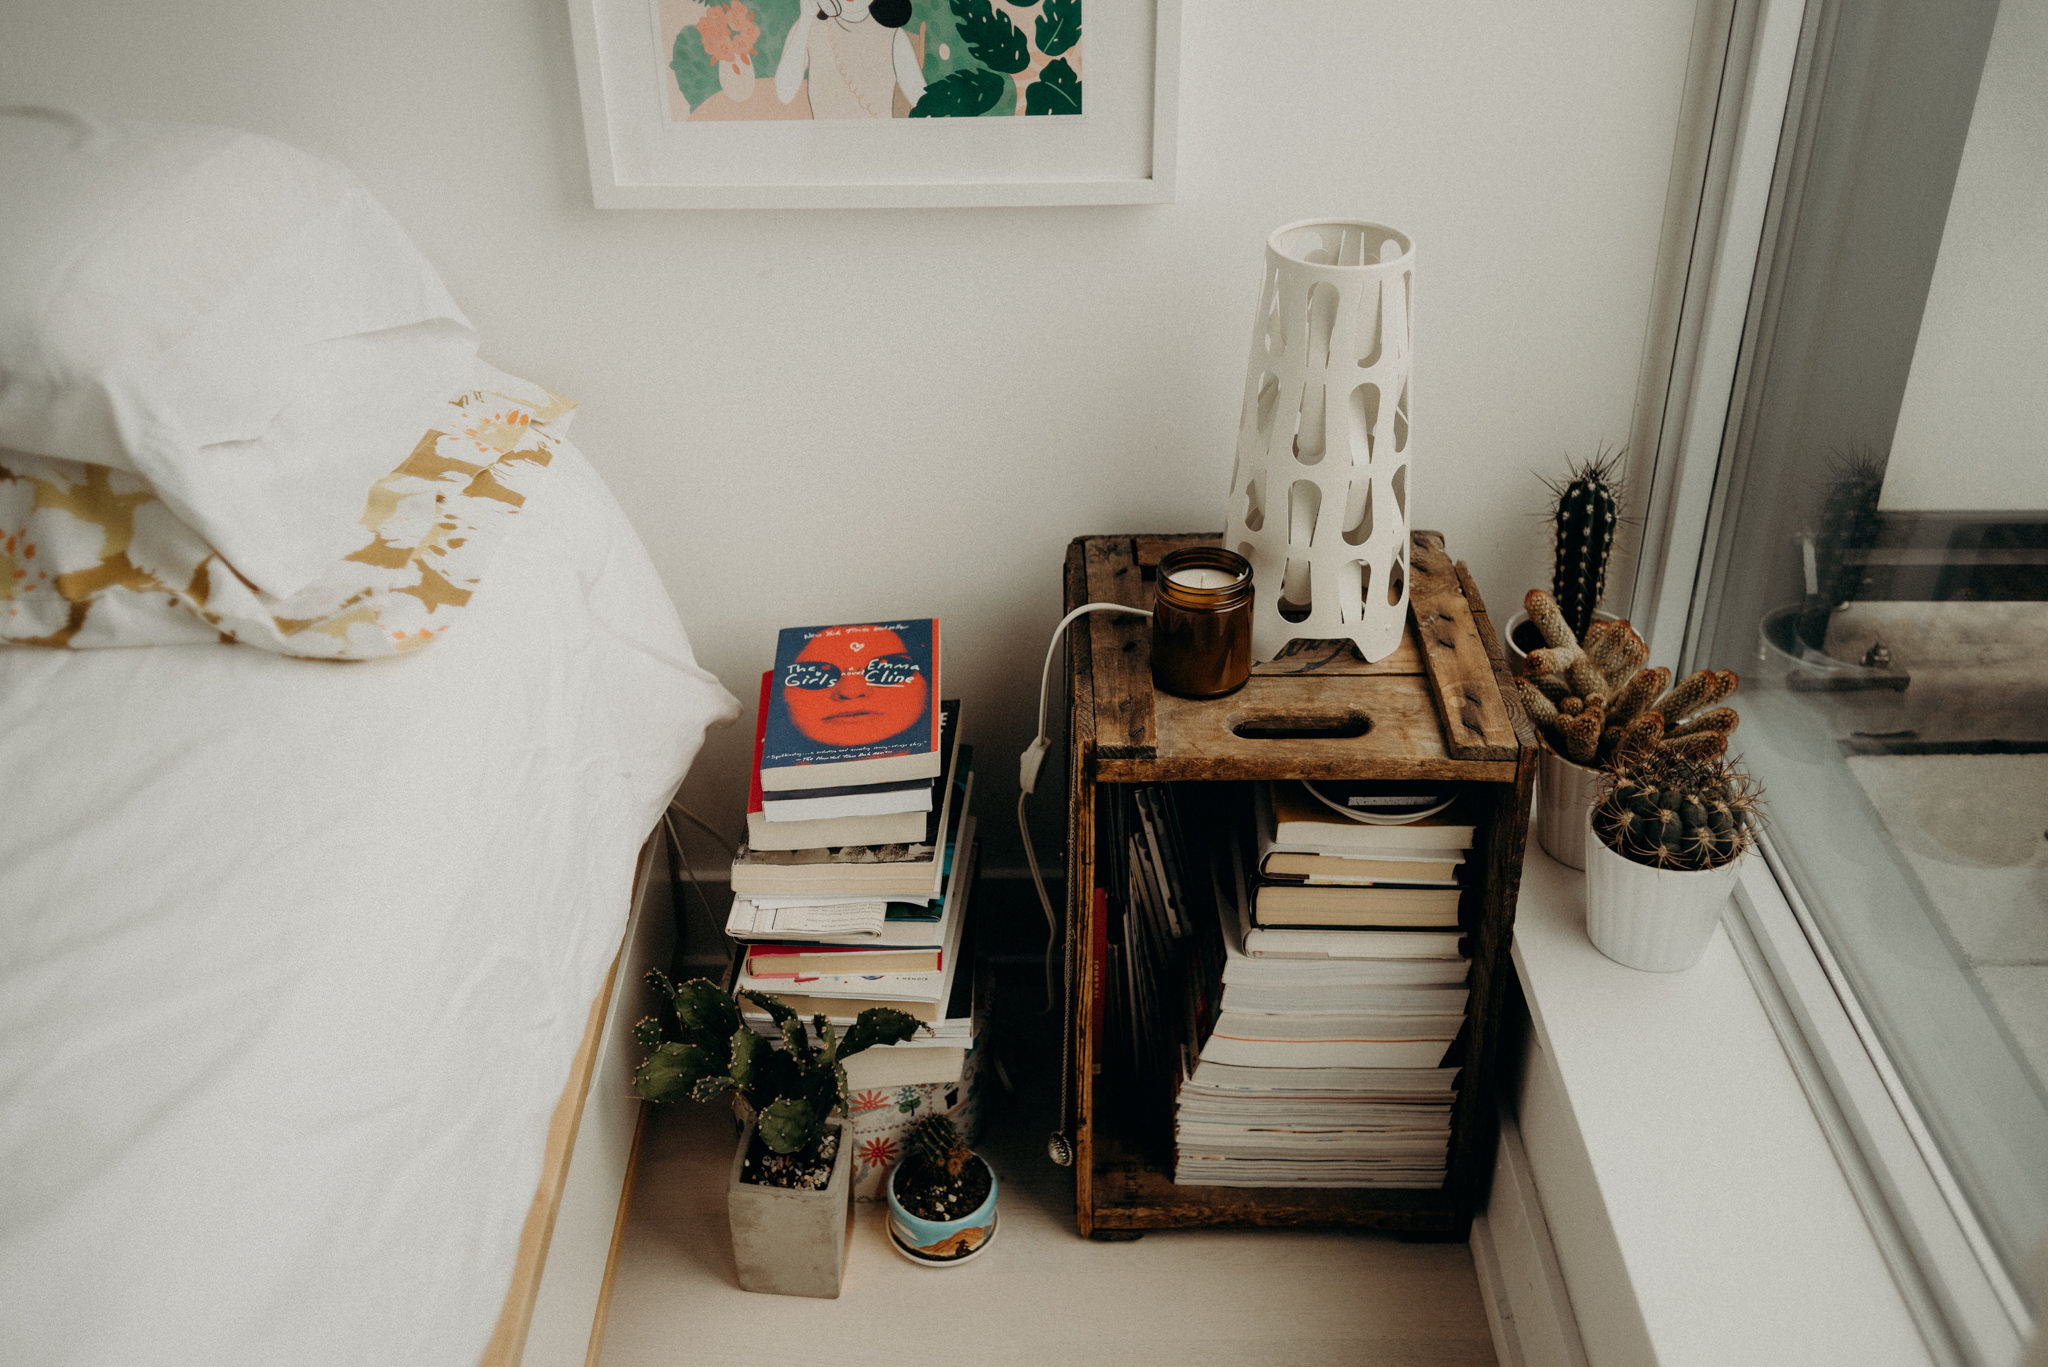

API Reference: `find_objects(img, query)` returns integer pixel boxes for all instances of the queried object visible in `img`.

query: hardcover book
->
[759,619,941,792]
[1249,882,1463,927]
[1262,781,1475,856]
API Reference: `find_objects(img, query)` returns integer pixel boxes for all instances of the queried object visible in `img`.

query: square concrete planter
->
[726,1116,854,1298]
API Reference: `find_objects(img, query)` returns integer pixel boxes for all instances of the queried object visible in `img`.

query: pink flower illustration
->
[858,1136,899,1171]
[697,2,760,72]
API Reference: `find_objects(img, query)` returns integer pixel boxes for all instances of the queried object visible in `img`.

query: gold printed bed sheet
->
[0,368,574,659]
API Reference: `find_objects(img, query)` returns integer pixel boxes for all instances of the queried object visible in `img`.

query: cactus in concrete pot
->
[635,971,924,1297]
[633,971,920,1164]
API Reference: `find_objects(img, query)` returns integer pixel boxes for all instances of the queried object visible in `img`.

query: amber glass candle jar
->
[1151,547,1255,699]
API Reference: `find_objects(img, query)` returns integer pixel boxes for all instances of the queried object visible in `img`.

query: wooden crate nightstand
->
[1060,531,1537,1239]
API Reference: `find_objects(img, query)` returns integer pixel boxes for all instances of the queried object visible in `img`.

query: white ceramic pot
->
[1504,606,1618,677]
[1581,820,1743,972]
[1535,747,1602,870]
[725,1116,854,1298]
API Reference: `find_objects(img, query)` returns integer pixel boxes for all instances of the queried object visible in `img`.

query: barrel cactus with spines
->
[1593,750,1762,872]
[1546,447,1624,643]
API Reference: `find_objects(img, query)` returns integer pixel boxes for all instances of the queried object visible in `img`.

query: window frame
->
[1627,2,2037,1363]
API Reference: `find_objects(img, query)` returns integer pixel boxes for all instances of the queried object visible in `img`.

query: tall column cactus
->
[1546,447,1623,643]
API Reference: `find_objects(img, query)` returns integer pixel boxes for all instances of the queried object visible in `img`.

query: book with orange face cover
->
[759,619,941,791]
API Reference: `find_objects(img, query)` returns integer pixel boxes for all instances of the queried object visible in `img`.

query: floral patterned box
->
[847,1042,987,1202]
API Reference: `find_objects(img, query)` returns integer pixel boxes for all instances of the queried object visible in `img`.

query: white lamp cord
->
[1017,601,1152,1166]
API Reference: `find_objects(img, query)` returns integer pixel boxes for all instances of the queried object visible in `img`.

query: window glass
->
[1695,0,2048,1292]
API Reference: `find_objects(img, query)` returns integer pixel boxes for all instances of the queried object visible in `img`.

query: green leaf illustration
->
[1025,56,1082,116]
[1035,0,1081,57]
[910,67,1008,117]
[949,0,1030,74]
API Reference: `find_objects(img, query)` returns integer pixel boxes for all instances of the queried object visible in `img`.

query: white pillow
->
[0,108,478,597]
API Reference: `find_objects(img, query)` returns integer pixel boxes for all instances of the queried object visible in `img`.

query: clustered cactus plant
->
[1592,748,1762,872]
[1515,588,1740,766]
[633,971,921,1161]
[1544,447,1624,644]
[906,1113,975,1182]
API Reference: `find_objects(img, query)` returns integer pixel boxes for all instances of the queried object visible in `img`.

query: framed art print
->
[565,0,1179,207]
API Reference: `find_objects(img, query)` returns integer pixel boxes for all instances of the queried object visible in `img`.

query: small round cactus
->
[907,1113,973,1181]
[1592,749,1763,872]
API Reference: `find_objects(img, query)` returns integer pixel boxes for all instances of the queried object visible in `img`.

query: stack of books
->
[723,619,978,1090]
[1168,780,1473,1189]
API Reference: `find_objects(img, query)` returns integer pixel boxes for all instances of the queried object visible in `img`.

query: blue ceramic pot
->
[885,1156,998,1266]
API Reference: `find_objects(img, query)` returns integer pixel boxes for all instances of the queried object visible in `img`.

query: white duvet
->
[0,442,737,1365]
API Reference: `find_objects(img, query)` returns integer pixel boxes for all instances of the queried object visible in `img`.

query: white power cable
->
[1016,600,1151,1167]
[1018,601,1153,994]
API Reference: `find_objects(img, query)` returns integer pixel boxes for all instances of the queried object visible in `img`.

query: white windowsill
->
[1508,845,1931,1367]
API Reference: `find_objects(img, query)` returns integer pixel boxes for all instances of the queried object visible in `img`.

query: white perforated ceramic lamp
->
[1223,220,1414,662]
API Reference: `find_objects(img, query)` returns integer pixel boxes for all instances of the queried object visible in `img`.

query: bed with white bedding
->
[0,109,739,1365]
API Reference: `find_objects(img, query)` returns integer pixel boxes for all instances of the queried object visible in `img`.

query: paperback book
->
[746,677,960,850]
[1260,781,1475,856]
[738,826,977,1024]
[1248,882,1463,928]
[759,619,942,792]
[732,762,973,900]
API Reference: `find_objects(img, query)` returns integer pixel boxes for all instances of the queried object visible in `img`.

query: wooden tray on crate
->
[1061,531,1538,1238]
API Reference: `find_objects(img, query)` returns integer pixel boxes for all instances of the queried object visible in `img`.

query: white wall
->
[1884,0,2048,514]
[0,1,1698,866]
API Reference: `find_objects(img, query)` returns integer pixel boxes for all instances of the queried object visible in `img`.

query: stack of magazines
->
[1108,781,1469,1189]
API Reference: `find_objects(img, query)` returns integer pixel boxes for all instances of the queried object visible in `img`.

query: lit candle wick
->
[1166,566,1242,590]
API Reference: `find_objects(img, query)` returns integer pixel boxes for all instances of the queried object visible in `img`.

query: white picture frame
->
[565,0,1179,208]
